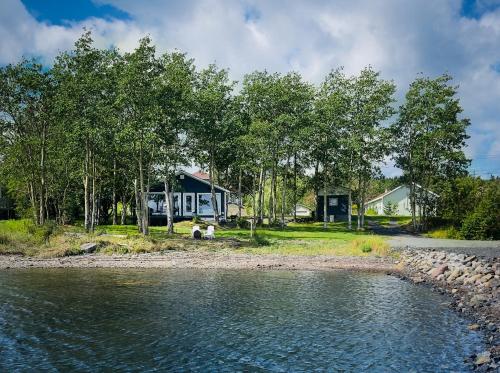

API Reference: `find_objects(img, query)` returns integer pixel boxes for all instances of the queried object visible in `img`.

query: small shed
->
[316,187,350,222]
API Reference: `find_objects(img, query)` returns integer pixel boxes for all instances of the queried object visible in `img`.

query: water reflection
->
[0,269,483,371]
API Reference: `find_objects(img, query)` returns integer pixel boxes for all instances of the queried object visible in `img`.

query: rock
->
[411,276,424,284]
[479,273,493,283]
[464,255,477,264]
[436,274,445,281]
[465,273,483,284]
[80,243,97,254]
[475,352,491,365]
[430,264,448,278]
[468,323,480,330]
[447,269,461,282]
[470,294,489,307]
[451,288,458,294]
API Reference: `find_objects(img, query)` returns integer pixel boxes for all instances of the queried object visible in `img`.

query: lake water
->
[0,269,484,372]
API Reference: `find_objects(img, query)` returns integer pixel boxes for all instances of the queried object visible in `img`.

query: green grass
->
[0,219,391,258]
[425,226,461,239]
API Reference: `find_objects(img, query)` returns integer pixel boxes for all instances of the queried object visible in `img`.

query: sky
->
[1,0,499,177]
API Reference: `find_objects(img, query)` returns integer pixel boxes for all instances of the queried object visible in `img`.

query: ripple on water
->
[0,269,484,372]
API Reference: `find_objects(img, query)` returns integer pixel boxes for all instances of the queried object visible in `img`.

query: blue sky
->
[1,0,500,177]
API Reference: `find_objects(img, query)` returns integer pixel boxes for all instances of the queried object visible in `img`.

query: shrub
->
[236,217,249,229]
[366,208,378,216]
[383,201,398,216]
[251,234,270,246]
[192,215,202,224]
[360,243,372,253]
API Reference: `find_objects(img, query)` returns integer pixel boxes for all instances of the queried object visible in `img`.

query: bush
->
[460,211,497,240]
[459,183,499,240]
[251,234,270,246]
[360,243,372,253]
[383,201,398,216]
[236,217,249,229]
[192,215,202,224]
[366,208,378,216]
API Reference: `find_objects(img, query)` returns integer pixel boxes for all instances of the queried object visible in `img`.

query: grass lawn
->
[0,219,391,258]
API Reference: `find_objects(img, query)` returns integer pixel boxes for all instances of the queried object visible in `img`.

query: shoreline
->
[0,251,395,271]
[396,248,499,370]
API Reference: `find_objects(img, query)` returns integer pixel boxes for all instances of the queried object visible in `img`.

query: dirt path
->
[0,252,395,271]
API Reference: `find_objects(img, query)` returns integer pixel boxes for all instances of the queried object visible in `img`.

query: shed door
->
[183,193,195,216]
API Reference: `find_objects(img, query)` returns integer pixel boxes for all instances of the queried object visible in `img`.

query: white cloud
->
[1,0,500,175]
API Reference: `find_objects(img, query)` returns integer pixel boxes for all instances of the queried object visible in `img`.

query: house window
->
[197,193,221,215]
[186,195,193,212]
[329,197,338,207]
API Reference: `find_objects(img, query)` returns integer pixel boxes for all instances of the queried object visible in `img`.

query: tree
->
[0,59,53,225]
[190,64,235,222]
[117,36,161,235]
[155,51,195,234]
[392,74,469,231]
[349,67,396,229]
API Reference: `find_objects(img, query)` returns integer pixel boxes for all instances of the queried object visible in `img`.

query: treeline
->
[0,31,472,234]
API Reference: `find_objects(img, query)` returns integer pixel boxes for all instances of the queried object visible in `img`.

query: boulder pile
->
[397,248,499,371]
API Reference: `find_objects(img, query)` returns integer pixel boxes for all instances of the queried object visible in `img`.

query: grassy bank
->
[0,219,390,258]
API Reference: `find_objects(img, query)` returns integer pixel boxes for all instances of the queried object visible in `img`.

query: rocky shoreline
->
[0,251,395,271]
[396,248,499,371]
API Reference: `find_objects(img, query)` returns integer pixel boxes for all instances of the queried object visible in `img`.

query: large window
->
[197,193,221,215]
[329,197,338,207]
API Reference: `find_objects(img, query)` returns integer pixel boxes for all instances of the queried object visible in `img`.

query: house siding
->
[366,185,427,216]
[148,173,227,222]
[316,195,349,221]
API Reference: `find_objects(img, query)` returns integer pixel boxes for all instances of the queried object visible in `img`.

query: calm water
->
[0,269,484,372]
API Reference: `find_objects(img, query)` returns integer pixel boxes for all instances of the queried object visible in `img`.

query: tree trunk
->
[357,177,362,230]
[138,143,149,235]
[121,195,127,225]
[84,141,90,232]
[90,157,97,233]
[39,126,46,225]
[209,152,219,222]
[257,166,264,225]
[134,178,142,232]
[281,158,289,229]
[348,190,352,230]
[164,177,174,235]
[313,160,319,222]
[323,171,328,230]
[293,152,297,222]
[238,168,242,218]
[112,158,117,225]
[28,182,38,224]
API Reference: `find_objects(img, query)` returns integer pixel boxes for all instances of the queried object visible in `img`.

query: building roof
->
[366,184,439,204]
[192,171,209,180]
[177,170,231,193]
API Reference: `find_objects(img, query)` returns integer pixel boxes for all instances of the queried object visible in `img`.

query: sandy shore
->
[0,252,395,271]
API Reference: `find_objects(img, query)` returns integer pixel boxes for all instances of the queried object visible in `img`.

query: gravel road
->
[389,235,500,258]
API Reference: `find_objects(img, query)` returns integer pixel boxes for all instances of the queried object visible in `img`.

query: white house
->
[294,204,312,217]
[365,185,439,216]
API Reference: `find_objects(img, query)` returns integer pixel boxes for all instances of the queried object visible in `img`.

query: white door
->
[183,193,195,216]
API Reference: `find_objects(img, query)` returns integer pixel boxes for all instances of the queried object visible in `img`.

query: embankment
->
[397,248,499,371]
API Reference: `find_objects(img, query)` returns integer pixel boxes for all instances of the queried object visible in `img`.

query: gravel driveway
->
[389,235,500,258]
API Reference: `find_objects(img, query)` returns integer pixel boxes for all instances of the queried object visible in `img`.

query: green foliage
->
[459,181,499,239]
[192,215,202,224]
[360,243,372,253]
[366,208,378,216]
[236,217,249,229]
[383,201,398,216]
[391,74,470,231]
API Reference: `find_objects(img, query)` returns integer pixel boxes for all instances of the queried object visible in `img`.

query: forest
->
[1,31,497,239]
